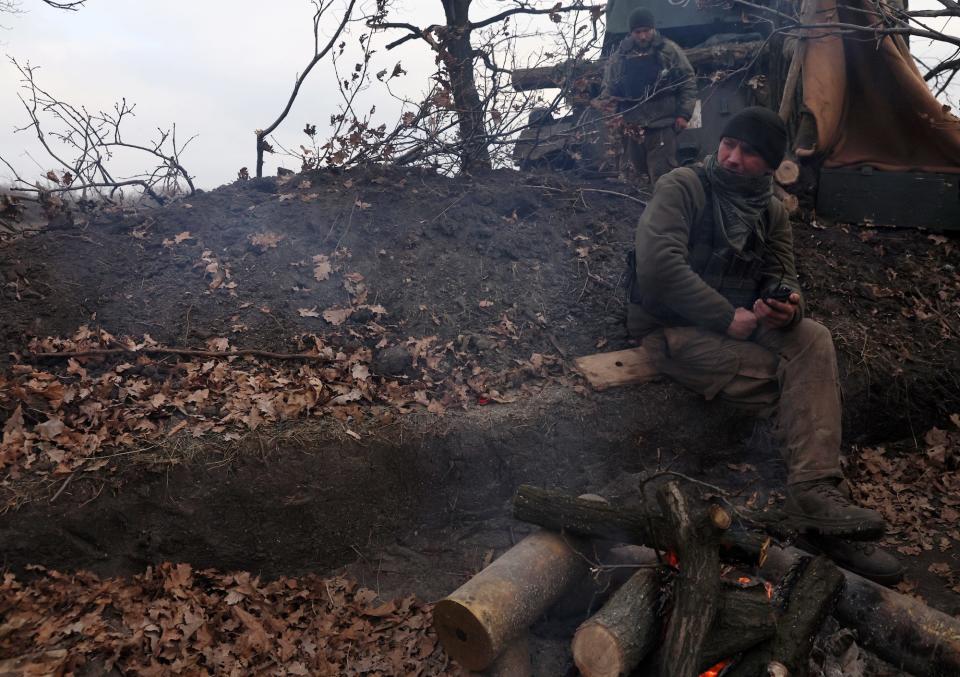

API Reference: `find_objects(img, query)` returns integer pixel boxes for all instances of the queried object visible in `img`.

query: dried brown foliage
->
[0,564,460,675]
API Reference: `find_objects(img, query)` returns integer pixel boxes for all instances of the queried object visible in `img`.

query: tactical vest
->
[620,51,661,100]
[627,168,769,324]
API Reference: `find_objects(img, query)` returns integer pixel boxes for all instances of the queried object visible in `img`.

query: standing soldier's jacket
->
[601,34,697,129]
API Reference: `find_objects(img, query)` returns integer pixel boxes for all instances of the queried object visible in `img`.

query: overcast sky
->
[1,0,958,191]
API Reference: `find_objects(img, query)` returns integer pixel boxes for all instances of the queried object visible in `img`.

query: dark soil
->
[2,166,960,673]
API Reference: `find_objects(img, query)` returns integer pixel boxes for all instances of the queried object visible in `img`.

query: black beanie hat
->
[629,8,655,30]
[720,106,787,170]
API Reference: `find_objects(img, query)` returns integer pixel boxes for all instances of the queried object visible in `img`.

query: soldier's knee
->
[792,318,836,357]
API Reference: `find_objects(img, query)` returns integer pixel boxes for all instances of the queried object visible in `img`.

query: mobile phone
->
[764,285,794,303]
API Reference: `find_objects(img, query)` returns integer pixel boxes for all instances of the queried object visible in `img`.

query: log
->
[511,42,766,92]
[774,160,800,187]
[656,481,724,677]
[512,484,750,561]
[432,530,589,671]
[700,585,777,669]
[761,546,960,677]
[514,485,960,675]
[729,556,845,677]
[573,576,776,677]
[467,634,531,677]
[572,568,663,677]
[549,544,659,621]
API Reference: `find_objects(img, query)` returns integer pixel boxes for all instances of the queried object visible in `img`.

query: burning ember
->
[665,550,680,568]
[732,575,775,600]
[699,658,732,677]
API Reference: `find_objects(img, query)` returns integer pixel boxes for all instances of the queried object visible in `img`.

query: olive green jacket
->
[600,34,697,129]
[628,167,804,338]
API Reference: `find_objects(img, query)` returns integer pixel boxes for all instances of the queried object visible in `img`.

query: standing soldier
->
[600,8,697,184]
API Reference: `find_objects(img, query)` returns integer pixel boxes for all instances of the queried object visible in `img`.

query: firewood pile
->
[432,482,960,677]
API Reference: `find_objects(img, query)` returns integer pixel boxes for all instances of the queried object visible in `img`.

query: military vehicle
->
[510,0,960,229]
[511,0,773,173]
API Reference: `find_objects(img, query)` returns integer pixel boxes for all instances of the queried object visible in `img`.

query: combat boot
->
[797,534,905,586]
[784,479,886,539]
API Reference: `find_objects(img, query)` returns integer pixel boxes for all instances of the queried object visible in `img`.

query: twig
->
[527,184,647,205]
[27,347,333,361]
[546,332,568,359]
[49,472,75,503]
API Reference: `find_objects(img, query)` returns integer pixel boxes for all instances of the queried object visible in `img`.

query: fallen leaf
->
[298,307,321,318]
[36,417,65,440]
[249,232,285,250]
[323,307,353,325]
[206,337,230,352]
[312,255,333,281]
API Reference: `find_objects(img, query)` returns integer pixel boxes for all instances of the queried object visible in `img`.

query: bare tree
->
[0,58,195,208]
[371,0,603,173]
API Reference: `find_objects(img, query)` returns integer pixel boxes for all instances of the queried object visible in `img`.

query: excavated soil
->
[2,166,960,674]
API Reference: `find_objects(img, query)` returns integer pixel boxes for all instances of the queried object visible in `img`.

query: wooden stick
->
[656,481,722,677]
[26,347,331,362]
[729,556,845,677]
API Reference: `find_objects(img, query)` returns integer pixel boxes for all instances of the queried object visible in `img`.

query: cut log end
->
[774,160,800,186]
[709,504,732,530]
[433,599,495,671]
[572,624,626,677]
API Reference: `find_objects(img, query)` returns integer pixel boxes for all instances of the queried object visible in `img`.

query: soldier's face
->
[631,28,655,49]
[718,137,771,177]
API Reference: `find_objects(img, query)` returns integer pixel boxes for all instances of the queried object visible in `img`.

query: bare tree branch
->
[1,58,195,208]
[255,0,358,177]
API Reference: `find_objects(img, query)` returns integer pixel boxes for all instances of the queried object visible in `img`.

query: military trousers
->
[640,319,844,485]
[624,125,677,184]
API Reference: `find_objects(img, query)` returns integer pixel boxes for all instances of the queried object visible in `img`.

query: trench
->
[1,384,767,584]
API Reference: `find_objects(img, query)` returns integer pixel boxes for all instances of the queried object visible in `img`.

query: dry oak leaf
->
[323,307,353,325]
[298,307,321,318]
[249,231,285,250]
[312,254,333,281]
[162,231,194,247]
[206,337,230,352]
[35,417,65,440]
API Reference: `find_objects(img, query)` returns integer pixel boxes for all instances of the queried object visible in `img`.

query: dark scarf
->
[703,155,773,252]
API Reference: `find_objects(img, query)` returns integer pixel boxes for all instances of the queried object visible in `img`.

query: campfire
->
[431,482,960,676]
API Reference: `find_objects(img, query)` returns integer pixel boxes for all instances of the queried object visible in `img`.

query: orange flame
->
[736,576,753,585]
[699,658,732,677]
[765,581,774,600]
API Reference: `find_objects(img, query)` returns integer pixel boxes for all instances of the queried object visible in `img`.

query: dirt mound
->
[2,165,960,673]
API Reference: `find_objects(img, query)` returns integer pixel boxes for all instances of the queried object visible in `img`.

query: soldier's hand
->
[753,293,800,329]
[674,117,689,132]
[726,307,758,340]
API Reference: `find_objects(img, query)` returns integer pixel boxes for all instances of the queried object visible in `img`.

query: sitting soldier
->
[626,106,904,585]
